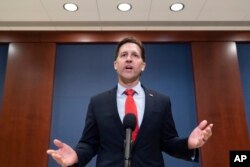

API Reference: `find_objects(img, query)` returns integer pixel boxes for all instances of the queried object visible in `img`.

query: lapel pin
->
[149,93,154,97]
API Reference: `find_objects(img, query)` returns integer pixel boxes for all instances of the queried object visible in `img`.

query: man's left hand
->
[188,120,213,149]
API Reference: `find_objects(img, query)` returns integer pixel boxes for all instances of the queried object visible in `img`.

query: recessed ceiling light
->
[117,3,132,12]
[170,3,184,12]
[63,3,78,12]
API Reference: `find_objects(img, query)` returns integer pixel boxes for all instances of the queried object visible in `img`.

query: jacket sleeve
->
[74,98,100,166]
[160,97,199,162]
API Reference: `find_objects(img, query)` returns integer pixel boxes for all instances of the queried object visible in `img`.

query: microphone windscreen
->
[123,113,136,130]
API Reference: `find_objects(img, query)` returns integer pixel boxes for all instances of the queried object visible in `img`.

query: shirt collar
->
[117,82,143,96]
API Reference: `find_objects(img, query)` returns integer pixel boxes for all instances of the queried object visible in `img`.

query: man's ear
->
[114,61,117,70]
[141,62,146,71]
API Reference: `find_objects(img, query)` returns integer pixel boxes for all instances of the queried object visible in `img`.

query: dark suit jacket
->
[74,86,197,167]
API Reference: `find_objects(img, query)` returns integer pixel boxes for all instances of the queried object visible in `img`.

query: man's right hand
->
[47,139,78,167]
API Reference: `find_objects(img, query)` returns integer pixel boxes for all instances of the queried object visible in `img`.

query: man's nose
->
[126,55,133,61]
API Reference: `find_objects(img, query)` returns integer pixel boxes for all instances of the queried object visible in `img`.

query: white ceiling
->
[0,0,250,31]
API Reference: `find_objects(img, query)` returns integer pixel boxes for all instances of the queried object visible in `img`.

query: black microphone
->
[123,113,137,167]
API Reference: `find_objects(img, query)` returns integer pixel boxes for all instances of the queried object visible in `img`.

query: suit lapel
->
[108,87,125,138]
[133,87,155,146]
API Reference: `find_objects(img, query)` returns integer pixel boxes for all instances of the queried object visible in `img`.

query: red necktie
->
[125,89,139,142]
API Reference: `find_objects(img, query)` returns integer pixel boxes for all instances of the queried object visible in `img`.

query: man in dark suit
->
[47,36,213,167]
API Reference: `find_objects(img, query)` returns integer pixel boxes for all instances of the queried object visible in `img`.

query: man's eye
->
[133,54,140,58]
[120,54,127,57]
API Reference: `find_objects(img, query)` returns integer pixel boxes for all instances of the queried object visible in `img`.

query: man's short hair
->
[115,36,145,62]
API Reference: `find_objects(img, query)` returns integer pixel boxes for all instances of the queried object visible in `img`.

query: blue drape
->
[0,44,8,112]
[236,43,250,137]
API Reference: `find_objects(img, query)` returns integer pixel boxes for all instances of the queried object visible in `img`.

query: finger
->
[203,126,214,141]
[47,149,57,155]
[202,129,211,140]
[202,130,209,139]
[204,124,213,136]
[54,139,64,148]
[206,123,213,130]
[198,120,208,130]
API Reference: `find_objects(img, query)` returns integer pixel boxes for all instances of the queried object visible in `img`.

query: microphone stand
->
[124,128,133,167]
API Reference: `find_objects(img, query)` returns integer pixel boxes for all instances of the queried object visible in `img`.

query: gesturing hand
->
[188,120,213,149]
[47,139,78,167]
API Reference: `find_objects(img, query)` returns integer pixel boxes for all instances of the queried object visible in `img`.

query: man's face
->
[114,42,146,85]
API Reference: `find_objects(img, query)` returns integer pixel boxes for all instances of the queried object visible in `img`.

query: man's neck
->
[118,79,139,88]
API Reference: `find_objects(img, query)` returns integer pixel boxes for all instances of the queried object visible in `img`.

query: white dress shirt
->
[116,82,145,127]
